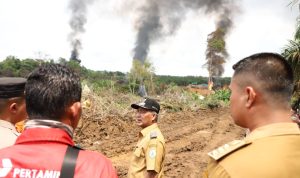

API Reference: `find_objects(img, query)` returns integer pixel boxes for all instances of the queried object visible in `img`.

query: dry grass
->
[79,85,217,124]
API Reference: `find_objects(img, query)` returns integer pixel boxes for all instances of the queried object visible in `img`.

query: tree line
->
[0,56,231,94]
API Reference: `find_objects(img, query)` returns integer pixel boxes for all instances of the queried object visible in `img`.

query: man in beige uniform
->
[128,98,165,178]
[203,53,300,178]
[0,77,27,149]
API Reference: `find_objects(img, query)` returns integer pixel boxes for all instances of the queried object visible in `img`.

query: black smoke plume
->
[68,0,94,63]
[133,1,161,62]
[205,7,234,78]
[132,0,237,64]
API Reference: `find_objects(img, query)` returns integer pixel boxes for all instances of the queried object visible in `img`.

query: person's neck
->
[247,109,292,131]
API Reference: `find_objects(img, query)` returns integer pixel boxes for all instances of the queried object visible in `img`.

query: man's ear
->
[68,102,82,128]
[151,112,157,122]
[8,102,18,114]
[245,86,256,108]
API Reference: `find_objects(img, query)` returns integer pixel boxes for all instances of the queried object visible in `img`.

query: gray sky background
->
[0,0,298,76]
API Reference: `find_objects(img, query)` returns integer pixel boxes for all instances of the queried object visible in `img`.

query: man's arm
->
[146,140,165,176]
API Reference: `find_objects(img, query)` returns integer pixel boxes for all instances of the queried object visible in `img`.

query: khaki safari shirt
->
[203,123,300,178]
[0,119,19,149]
[128,123,165,178]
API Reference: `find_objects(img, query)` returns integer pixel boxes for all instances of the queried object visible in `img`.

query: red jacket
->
[0,128,118,178]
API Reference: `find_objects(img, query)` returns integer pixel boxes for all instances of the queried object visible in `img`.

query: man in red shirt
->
[0,64,118,178]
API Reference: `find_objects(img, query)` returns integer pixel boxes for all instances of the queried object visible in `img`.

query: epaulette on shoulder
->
[208,140,251,161]
[150,131,157,139]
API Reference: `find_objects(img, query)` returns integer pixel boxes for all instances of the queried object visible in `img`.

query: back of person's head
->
[0,77,27,123]
[232,53,294,106]
[25,64,81,120]
[0,97,24,113]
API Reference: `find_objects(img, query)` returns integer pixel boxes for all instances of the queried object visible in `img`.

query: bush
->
[197,89,231,109]
[213,89,231,103]
[201,96,221,109]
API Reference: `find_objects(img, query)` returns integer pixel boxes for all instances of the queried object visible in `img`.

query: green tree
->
[282,0,300,100]
[0,56,21,76]
[19,58,40,77]
[283,40,300,99]
[128,59,155,95]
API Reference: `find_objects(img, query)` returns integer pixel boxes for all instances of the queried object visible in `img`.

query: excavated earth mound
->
[74,95,244,178]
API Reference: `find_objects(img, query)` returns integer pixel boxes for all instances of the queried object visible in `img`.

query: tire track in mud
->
[162,108,244,178]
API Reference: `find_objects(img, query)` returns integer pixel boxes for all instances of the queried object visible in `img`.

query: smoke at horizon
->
[132,0,238,66]
[68,0,95,63]
[205,7,235,78]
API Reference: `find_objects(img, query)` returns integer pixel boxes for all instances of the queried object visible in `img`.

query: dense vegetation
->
[282,0,300,106]
[0,56,231,94]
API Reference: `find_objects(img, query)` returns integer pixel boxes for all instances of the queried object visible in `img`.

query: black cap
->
[131,98,160,113]
[0,77,26,98]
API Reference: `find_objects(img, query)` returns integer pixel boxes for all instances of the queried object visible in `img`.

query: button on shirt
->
[0,120,19,149]
[128,123,165,178]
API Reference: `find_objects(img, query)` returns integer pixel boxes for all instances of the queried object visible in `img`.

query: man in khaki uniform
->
[0,77,27,149]
[203,53,300,178]
[128,98,165,178]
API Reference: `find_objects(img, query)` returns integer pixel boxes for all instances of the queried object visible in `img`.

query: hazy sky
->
[0,0,298,76]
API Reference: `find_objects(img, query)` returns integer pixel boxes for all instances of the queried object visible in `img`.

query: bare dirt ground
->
[74,103,245,178]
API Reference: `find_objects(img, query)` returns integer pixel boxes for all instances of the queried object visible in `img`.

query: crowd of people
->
[0,52,299,178]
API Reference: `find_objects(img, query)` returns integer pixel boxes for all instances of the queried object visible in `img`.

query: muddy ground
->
[74,104,245,178]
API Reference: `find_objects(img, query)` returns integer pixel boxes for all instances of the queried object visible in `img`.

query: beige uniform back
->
[203,123,300,178]
[0,120,19,149]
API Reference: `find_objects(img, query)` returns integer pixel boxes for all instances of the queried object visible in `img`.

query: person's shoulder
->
[79,149,112,163]
[76,149,118,177]
[208,140,251,161]
[78,149,116,170]
[0,128,18,149]
[1,129,19,137]
[150,128,165,143]
[0,144,15,152]
[0,126,12,133]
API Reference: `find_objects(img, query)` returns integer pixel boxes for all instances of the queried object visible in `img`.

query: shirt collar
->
[245,122,300,141]
[16,127,74,146]
[140,123,158,137]
[24,119,74,138]
[0,119,17,131]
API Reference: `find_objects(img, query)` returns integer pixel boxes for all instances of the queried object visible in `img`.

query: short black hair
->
[25,64,81,120]
[233,52,294,102]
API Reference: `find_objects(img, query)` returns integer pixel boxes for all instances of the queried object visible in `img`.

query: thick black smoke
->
[205,7,233,78]
[68,0,94,63]
[133,0,237,64]
[133,1,161,62]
